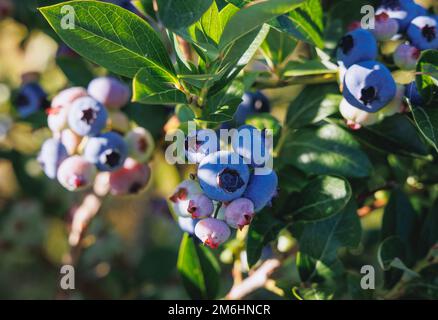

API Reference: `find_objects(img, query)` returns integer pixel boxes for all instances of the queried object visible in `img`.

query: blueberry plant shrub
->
[0,0,437,299]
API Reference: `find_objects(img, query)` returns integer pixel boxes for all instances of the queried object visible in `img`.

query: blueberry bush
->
[0,0,437,300]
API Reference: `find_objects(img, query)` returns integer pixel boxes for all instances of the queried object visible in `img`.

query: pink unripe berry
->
[169,180,202,217]
[393,43,421,70]
[88,77,130,109]
[224,198,255,230]
[125,127,155,163]
[194,218,231,249]
[108,158,151,196]
[57,155,96,191]
[187,194,214,219]
[371,12,399,41]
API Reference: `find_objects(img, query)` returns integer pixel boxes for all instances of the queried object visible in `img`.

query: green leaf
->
[56,56,94,87]
[292,176,352,222]
[39,1,174,79]
[157,0,213,30]
[177,233,220,299]
[219,0,304,50]
[410,103,438,153]
[292,201,362,282]
[351,114,429,157]
[416,49,438,106]
[280,124,372,178]
[246,209,283,268]
[199,1,221,44]
[283,60,337,77]
[202,80,245,123]
[285,84,341,129]
[261,28,297,65]
[273,0,324,48]
[378,236,405,271]
[133,68,187,105]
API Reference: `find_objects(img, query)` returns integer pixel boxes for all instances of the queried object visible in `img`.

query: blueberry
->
[336,29,377,69]
[224,198,255,230]
[108,111,131,134]
[48,87,88,133]
[37,138,68,179]
[194,218,231,249]
[343,60,397,112]
[177,217,199,235]
[15,83,48,118]
[185,129,219,164]
[243,170,278,212]
[88,77,130,110]
[234,92,270,126]
[84,131,128,171]
[371,12,399,41]
[231,125,271,167]
[68,96,108,136]
[197,151,250,202]
[340,98,380,130]
[377,0,427,31]
[57,155,96,191]
[407,16,438,50]
[405,81,423,106]
[125,127,155,163]
[108,158,151,195]
[60,129,82,155]
[393,43,421,70]
[169,180,202,217]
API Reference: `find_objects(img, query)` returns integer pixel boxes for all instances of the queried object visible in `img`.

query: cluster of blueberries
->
[336,0,435,129]
[37,77,154,196]
[171,121,278,249]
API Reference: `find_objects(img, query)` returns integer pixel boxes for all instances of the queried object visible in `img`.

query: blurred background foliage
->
[0,0,437,300]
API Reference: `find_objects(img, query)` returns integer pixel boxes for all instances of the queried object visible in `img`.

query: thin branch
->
[226,259,281,300]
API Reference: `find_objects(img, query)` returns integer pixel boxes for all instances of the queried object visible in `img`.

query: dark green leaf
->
[378,236,405,270]
[352,114,428,157]
[285,84,341,129]
[410,103,438,153]
[246,209,283,268]
[416,49,438,106]
[40,1,174,78]
[157,0,213,30]
[280,124,372,178]
[283,60,337,77]
[292,201,362,282]
[133,67,187,105]
[177,233,220,299]
[292,175,352,222]
[219,0,304,50]
[273,0,324,48]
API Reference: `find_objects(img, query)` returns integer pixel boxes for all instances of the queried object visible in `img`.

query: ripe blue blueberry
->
[68,96,108,136]
[37,138,68,179]
[84,131,128,172]
[88,77,130,110]
[185,129,219,164]
[407,16,438,50]
[194,218,231,249]
[336,29,377,69]
[231,125,271,167]
[197,151,250,202]
[48,87,88,133]
[234,92,270,125]
[243,170,278,212]
[405,81,423,106]
[15,83,48,118]
[224,198,255,230]
[377,0,427,31]
[343,60,397,112]
[339,98,380,130]
[393,43,420,70]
